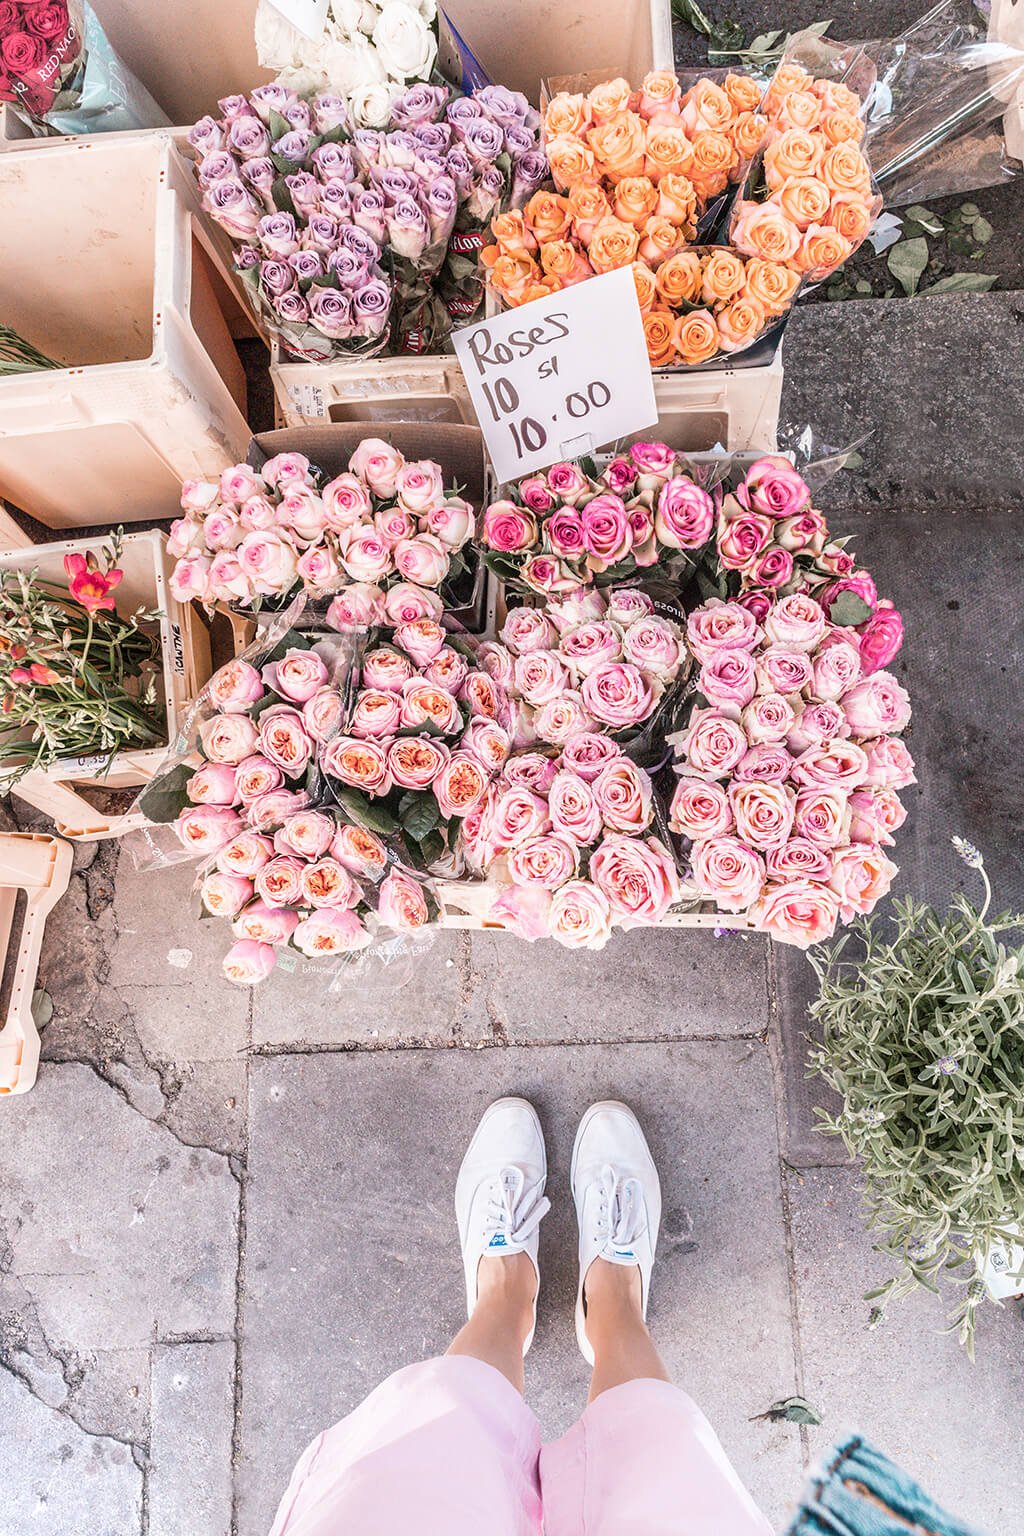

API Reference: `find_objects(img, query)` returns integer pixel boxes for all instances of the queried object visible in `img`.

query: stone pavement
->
[2,295,1024,1536]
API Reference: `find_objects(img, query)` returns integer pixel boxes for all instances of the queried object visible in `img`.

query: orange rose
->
[824,192,873,247]
[672,308,721,365]
[482,249,540,302]
[589,77,633,123]
[631,260,657,314]
[525,189,572,243]
[723,73,763,114]
[588,216,640,273]
[774,89,822,132]
[715,296,768,353]
[655,249,703,307]
[613,175,658,226]
[589,109,647,180]
[517,278,563,305]
[820,142,872,196]
[644,117,695,181]
[701,249,747,305]
[681,78,734,134]
[731,199,802,264]
[490,209,537,258]
[643,308,677,367]
[688,130,737,198]
[820,108,864,146]
[793,223,854,277]
[568,182,611,244]
[742,258,801,316]
[541,239,593,284]
[637,69,681,119]
[544,91,590,139]
[764,127,823,185]
[545,134,597,191]
[655,171,698,230]
[811,79,863,116]
[732,111,768,161]
[764,62,812,112]
[774,175,832,230]
[639,215,684,266]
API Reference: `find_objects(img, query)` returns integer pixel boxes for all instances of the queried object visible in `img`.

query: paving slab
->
[239,1041,800,1536]
[150,1341,235,1536]
[787,1166,1024,1536]
[464,928,770,1042]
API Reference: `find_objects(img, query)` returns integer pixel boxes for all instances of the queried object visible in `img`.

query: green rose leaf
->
[925,273,998,296]
[401,793,441,843]
[828,591,874,628]
[333,786,400,835]
[887,237,929,297]
[136,761,194,824]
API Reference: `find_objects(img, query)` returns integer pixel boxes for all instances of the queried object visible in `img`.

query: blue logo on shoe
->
[488,1232,508,1249]
[613,1248,635,1260]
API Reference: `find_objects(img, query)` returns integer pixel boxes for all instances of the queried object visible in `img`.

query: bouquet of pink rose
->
[168,441,475,619]
[460,736,682,947]
[480,441,718,596]
[669,585,913,949]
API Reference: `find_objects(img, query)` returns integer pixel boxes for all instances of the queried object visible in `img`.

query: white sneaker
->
[571,1100,661,1365]
[455,1097,550,1355]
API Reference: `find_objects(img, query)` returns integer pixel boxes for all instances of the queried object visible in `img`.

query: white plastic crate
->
[1,530,212,841]
[0,134,251,529]
[647,353,785,453]
[0,833,73,1096]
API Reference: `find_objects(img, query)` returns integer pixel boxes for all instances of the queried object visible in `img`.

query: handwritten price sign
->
[453,268,658,483]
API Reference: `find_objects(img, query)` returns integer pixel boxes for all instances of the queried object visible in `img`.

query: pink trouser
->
[268,1356,774,1536]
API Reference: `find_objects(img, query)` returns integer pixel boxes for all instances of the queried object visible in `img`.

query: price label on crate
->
[268,0,331,41]
[452,268,657,483]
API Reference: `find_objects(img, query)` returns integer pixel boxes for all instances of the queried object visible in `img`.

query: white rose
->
[351,80,402,127]
[416,0,438,21]
[254,1,305,67]
[320,38,364,90]
[372,1,436,80]
[331,0,366,33]
[349,35,388,85]
[358,0,380,31]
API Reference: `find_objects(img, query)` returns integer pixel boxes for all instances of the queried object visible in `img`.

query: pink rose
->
[590,834,681,928]
[378,869,430,931]
[502,753,558,793]
[628,508,657,566]
[687,599,761,664]
[559,621,622,678]
[718,508,773,571]
[561,732,621,782]
[737,589,774,624]
[548,881,613,949]
[533,692,593,746]
[235,755,285,803]
[401,681,462,735]
[788,700,848,752]
[669,777,733,840]
[548,770,602,845]
[766,838,832,883]
[747,546,794,589]
[296,545,343,594]
[679,708,747,779]
[260,452,311,489]
[520,476,556,513]
[175,805,242,856]
[394,618,446,667]
[258,706,314,775]
[220,464,262,505]
[490,883,554,940]
[603,457,638,496]
[216,831,275,878]
[322,473,373,530]
[483,502,538,553]
[477,642,515,690]
[301,857,360,909]
[462,718,511,774]
[181,479,221,514]
[545,587,608,635]
[394,534,449,587]
[500,608,559,656]
[742,692,795,745]
[757,647,812,697]
[764,593,828,652]
[621,617,681,681]
[200,872,254,917]
[246,788,310,831]
[737,456,811,518]
[592,757,653,834]
[435,752,489,818]
[729,779,795,850]
[170,555,211,603]
[776,509,827,553]
[848,788,907,847]
[655,477,715,550]
[460,672,506,722]
[362,646,415,692]
[842,672,912,736]
[341,529,392,584]
[424,648,469,693]
[395,459,445,515]
[233,899,300,946]
[167,518,206,559]
[332,824,388,877]
[860,736,916,791]
[326,582,386,631]
[792,741,870,791]
[490,784,550,850]
[751,881,839,948]
[321,737,392,795]
[581,662,655,729]
[201,508,241,551]
[387,735,450,790]
[691,836,765,912]
[546,509,586,560]
[237,530,299,595]
[262,647,330,704]
[819,571,878,620]
[426,498,474,550]
[199,713,259,765]
[793,787,850,848]
[293,907,371,957]
[222,940,277,986]
[240,494,278,531]
[734,744,793,782]
[581,494,632,571]
[303,687,346,742]
[208,659,264,715]
[806,635,859,702]
[275,810,335,860]
[829,843,899,921]
[514,650,569,708]
[546,462,590,505]
[348,438,405,497]
[351,688,403,738]
[629,440,676,483]
[607,591,653,627]
[508,833,579,888]
[858,600,903,674]
[254,854,305,907]
[278,488,327,543]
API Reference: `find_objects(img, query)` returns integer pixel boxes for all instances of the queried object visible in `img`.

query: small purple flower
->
[260,260,296,299]
[257,211,299,257]
[188,115,224,155]
[937,1056,960,1076]
[217,94,251,121]
[353,278,391,335]
[273,129,315,166]
[281,100,312,133]
[241,157,276,200]
[413,149,447,181]
[351,186,387,244]
[276,290,311,324]
[474,84,532,128]
[390,82,449,129]
[312,141,356,185]
[313,93,349,135]
[197,149,237,185]
[326,248,368,290]
[302,212,341,254]
[308,286,353,339]
[227,115,271,160]
[249,83,297,123]
[340,226,381,264]
[283,170,321,217]
[288,250,325,283]
[317,179,354,222]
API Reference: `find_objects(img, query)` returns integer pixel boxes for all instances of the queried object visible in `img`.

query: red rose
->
[23,3,71,41]
[1,29,45,76]
[0,3,21,32]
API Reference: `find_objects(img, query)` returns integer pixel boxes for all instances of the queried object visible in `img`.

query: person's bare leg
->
[447,1251,536,1394]
[583,1256,670,1403]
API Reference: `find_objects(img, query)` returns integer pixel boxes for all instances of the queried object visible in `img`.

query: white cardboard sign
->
[268,0,331,42]
[453,268,658,484]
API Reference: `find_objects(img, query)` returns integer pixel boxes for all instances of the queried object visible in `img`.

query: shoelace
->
[594,1163,647,1255]
[483,1165,550,1246]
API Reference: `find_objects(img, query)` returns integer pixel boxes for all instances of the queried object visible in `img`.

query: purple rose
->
[313,93,349,134]
[387,197,430,262]
[390,82,449,129]
[511,151,549,201]
[413,149,447,181]
[257,211,299,256]
[235,245,260,271]
[249,83,296,123]
[312,141,356,184]
[504,123,535,157]
[188,115,224,155]
[260,260,295,299]
[217,94,251,121]
[340,226,380,264]
[376,167,418,204]
[197,149,237,185]
[241,157,276,201]
[351,186,387,244]
[326,248,368,289]
[204,179,261,239]
[302,212,341,254]
[425,174,456,242]
[353,279,391,336]
[474,84,532,128]
[445,146,473,197]
[446,97,482,132]
[352,129,382,167]
[379,130,418,171]
[273,129,315,166]
[467,165,506,221]
[413,122,452,155]
[281,100,312,132]
[288,250,324,282]
[462,118,505,165]
[317,179,353,222]
[284,170,321,216]
[308,286,353,340]
[276,291,311,324]
[227,115,271,160]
